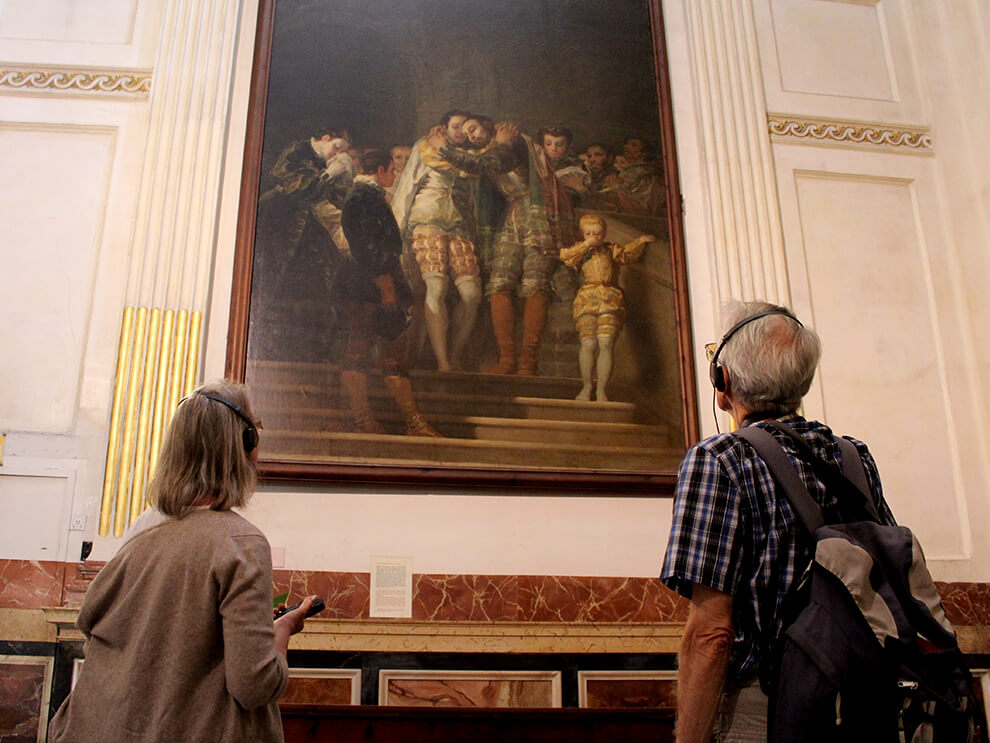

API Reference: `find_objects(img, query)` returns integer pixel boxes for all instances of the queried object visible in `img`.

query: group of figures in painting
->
[256,109,666,436]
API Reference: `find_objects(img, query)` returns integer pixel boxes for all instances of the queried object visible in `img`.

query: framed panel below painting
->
[226,0,698,492]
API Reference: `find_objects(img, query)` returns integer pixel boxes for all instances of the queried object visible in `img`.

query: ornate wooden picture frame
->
[226,0,697,493]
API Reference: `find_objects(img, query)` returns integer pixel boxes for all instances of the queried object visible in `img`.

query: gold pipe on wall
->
[99,305,204,538]
[149,309,176,478]
[169,310,189,416]
[114,307,149,537]
[130,308,163,523]
[184,310,203,396]
[99,306,135,537]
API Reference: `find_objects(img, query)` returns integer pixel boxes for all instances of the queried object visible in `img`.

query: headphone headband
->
[709,309,803,392]
[197,393,259,453]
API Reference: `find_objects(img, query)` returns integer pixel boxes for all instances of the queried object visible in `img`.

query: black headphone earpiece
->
[198,393,259,453]
[708,309,803,394]
[710,360,727,393]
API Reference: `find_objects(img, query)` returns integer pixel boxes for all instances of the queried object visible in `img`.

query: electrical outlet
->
[69,515,87,531]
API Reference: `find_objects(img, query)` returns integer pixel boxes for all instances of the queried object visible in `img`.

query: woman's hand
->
[273,594,318,655]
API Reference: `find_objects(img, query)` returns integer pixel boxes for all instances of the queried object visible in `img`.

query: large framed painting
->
[227,0,699,492]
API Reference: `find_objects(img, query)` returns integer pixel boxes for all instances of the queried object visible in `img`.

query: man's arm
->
[676,584,734,743]
[439,141,515,178]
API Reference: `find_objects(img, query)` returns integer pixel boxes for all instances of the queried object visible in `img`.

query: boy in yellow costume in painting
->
[560,214,655,402]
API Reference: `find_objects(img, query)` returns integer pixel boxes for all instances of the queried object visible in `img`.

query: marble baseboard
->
[270,572,691,623]
[3,558,990,635]
[273,570,369,619]
[0,561,64,610]
[579,670,678,709]
[0,655,53,743]
[379,670,561,708]
[281,668,361,706]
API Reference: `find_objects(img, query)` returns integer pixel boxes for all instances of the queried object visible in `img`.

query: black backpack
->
[736,422,979,743]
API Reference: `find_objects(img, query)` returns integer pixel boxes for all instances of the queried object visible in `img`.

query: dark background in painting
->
[259,0,662,173]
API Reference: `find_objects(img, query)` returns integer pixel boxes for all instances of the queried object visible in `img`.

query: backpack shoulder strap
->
[834,437,869,496]
[734,426,825,535]
[766,422,882,523]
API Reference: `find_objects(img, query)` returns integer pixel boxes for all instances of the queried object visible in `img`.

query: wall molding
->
[0,66,151,96]
[768,115,933,153]
[42,608,685,654]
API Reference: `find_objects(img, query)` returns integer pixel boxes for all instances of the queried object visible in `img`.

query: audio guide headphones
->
[198,393,259,453]
[708,309,802,393]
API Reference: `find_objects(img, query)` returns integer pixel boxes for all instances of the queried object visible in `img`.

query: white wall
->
[2,0,987,583]
[755,0,990,581]
[0,0,163,564]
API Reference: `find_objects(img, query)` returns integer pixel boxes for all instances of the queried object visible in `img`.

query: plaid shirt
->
[660,414,894,682]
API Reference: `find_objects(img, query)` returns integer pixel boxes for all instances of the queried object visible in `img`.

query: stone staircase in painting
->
[247,360,684,474]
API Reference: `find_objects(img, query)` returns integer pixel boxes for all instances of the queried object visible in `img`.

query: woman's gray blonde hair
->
[718,300,821,415]
[147,380,258,518]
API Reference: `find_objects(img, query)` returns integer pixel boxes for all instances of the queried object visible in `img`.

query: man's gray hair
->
[718,300,821,415]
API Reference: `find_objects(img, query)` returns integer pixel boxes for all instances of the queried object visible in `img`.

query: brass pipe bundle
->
[99,306,203,537]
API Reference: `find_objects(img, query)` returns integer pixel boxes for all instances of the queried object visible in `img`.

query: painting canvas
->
[228,0,698,491]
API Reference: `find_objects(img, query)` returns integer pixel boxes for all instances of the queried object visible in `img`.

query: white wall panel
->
[0,0,138,45]
[792,173,965,554]
[907,0,990,450]
[754,0,925,123]
[0,466,76,561]
[772,143,990,575]
[0,125,116,431]
[0,0,162,68]
[770,0,894,100]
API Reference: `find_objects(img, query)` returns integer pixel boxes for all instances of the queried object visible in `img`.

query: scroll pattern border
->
[0,67,151,95]
[768,115,932,152]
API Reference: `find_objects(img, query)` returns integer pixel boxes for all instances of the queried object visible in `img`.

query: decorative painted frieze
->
[0,67,151,95]
[768,115,933,152]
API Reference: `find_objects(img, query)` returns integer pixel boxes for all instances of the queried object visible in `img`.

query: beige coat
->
[49,509,288,742]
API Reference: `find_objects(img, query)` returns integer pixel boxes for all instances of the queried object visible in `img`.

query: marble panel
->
[0,656,53,743]
[0,610,54,643]
[4,559,990,633]
[517,576,689,622]
[380,670,561,708]
[61,562,104,609]
[938,583,990,627]
[579,670,678,709]
[413,575,520,621]
[273,570,369,619]
[280,669,360,706]
[0,560,63,610]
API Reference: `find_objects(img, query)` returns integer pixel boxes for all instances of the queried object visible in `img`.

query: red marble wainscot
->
[60,562,106,608]
[0,661,49,741]
[413,575,521,622]
[0,559,64,610]
[2,558,984,631]
[280,675,356,706]
[516,576,690,623]
[584,677,678,710]
[936,582,990,627]
[273,570,370,619]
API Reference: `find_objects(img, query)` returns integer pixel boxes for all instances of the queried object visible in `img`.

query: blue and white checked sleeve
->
[660,442,744,600]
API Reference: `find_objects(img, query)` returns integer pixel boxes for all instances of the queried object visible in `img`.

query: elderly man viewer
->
[660,301,895,742]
